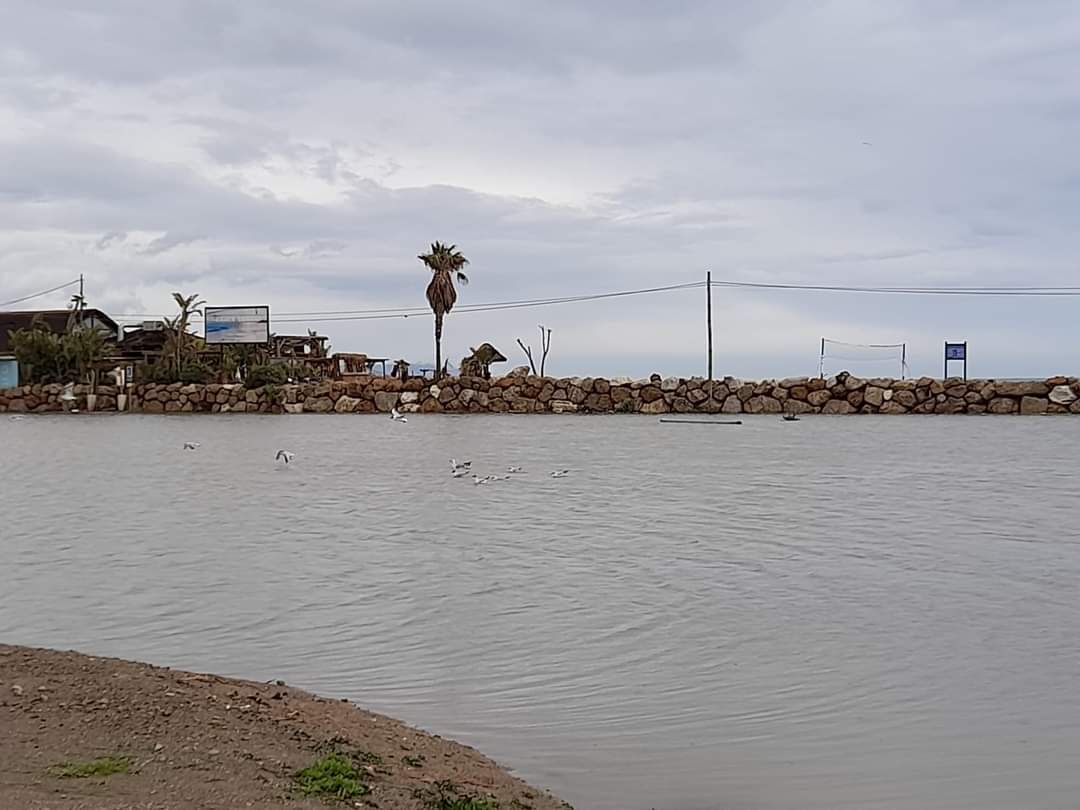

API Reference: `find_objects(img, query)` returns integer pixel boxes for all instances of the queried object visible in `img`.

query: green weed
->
[295,753,369,801]
[50,756,131,779]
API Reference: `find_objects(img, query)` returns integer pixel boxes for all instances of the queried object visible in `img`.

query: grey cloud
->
[95,231,128,250]
[3,2,1080,376]
[139,232,204,256]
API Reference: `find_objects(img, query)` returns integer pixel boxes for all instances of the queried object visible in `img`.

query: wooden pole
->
[706,271,713,383]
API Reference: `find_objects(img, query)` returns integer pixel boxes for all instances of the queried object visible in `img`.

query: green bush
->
[141,363,178,384]
[178,361,213,384]
[245,364,288,388]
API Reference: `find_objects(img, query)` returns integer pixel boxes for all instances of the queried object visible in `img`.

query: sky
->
[1,0,1079,378]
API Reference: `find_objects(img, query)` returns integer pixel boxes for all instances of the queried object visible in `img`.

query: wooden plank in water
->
[658,418,742,425]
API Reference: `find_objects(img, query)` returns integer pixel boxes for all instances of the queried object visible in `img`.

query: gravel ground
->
[0,644,570,810]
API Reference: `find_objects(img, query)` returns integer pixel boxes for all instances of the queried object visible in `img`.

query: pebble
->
[11,685,23,696]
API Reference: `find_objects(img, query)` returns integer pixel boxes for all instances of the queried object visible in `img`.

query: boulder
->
[993,381,1049,397]
[670,396,692,413]
[305,397,334,413]
[660,377,680,392]
[420,398,443,413]
[1020,396,1049,415]
[641,399,670,415]
[746,395,782,414]
[879,401,909,415]
[736,384,755,402]
[283,403,303,414]
[847,391,865,408]
[986,397,1016,414]
[639,386,663,403]
[822,399,856,415]
[844,375,866,391]
[893,390,917,408]
[593,378,611,394]
[784,399,815,415]
[585,393,613,412]
[779,377,808,389]
[721,396,743,414]
[686,387,708,405]
[1049,385,1077,405]
[400,391,419,404]
[807,390,832,407]
[611,386,633,405]
[334,396,360,413]
[374,391,400,412]
[551,400,578,414]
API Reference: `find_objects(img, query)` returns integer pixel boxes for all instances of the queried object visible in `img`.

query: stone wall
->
[2,371,1079,415]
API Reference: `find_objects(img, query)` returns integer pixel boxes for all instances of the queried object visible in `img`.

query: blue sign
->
[0,358,18,389]
[945,343,966,360]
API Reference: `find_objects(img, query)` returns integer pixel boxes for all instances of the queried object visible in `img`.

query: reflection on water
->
[2,414,1079,810]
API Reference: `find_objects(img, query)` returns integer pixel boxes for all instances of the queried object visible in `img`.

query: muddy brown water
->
[2,414,1078,810]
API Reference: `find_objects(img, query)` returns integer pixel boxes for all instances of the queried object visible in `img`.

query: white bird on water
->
[183,442,201,451]
[451,467,469,478]
[275,450,295,465]
[390,407,407,423]
[450,458,472,472]
[506,466,524,474]
[550,470,570,478]
[8,415,24,421]
[472,474,500,485]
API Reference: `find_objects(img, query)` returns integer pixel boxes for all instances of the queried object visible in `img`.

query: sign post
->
[944,341,967,380]
[204,306,271,345]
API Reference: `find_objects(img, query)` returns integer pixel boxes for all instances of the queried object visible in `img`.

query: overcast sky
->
[2,1,1078,378]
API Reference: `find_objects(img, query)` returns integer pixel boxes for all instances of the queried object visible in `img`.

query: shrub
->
[245,364,287,388]
[178,361,213,384]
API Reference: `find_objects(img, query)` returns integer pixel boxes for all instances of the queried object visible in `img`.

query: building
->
[0,309,120,387]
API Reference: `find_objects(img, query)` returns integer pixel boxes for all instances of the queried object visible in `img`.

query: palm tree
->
[170,292,205,373]
[418,242,469,379]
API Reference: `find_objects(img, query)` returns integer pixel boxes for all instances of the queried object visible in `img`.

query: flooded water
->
[2,413,1079,810]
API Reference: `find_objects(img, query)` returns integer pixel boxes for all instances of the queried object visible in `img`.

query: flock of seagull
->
[449,458,570,484]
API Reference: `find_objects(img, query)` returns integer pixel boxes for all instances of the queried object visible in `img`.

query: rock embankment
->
[2,370,1078,414]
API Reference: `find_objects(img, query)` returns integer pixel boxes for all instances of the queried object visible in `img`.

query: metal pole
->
[944,343,947,380]
[901,343,907,380]
[706,271,713,383]
[820,338,825,379]
[963,342,968,381]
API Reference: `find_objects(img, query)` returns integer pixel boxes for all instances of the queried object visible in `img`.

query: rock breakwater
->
[2,371,1078,415]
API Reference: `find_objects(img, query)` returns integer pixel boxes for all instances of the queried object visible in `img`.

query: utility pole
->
[706,271,713,383]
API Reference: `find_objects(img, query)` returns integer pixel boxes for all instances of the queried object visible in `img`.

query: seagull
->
[183,442,201,450]
[8,415,24,421]
[390,407,407,423]
[472,474,490,485]
[451,466,470,478]
[506,466,524,474]
[550,470,570,479]
[275,450,295,465]
[450,458,472,472]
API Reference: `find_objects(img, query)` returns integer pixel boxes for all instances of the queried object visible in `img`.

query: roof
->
[0,309,120,354]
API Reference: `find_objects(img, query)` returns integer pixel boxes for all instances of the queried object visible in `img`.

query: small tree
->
[169,292,206,373]
[515,325,552,377]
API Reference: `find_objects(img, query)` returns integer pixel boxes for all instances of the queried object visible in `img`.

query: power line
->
[710,280,1080,296]
[108,281,707,322]
[0,278,82,308]
[101,275,1080,325]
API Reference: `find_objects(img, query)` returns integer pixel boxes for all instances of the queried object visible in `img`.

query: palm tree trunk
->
[434,313,443,381]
